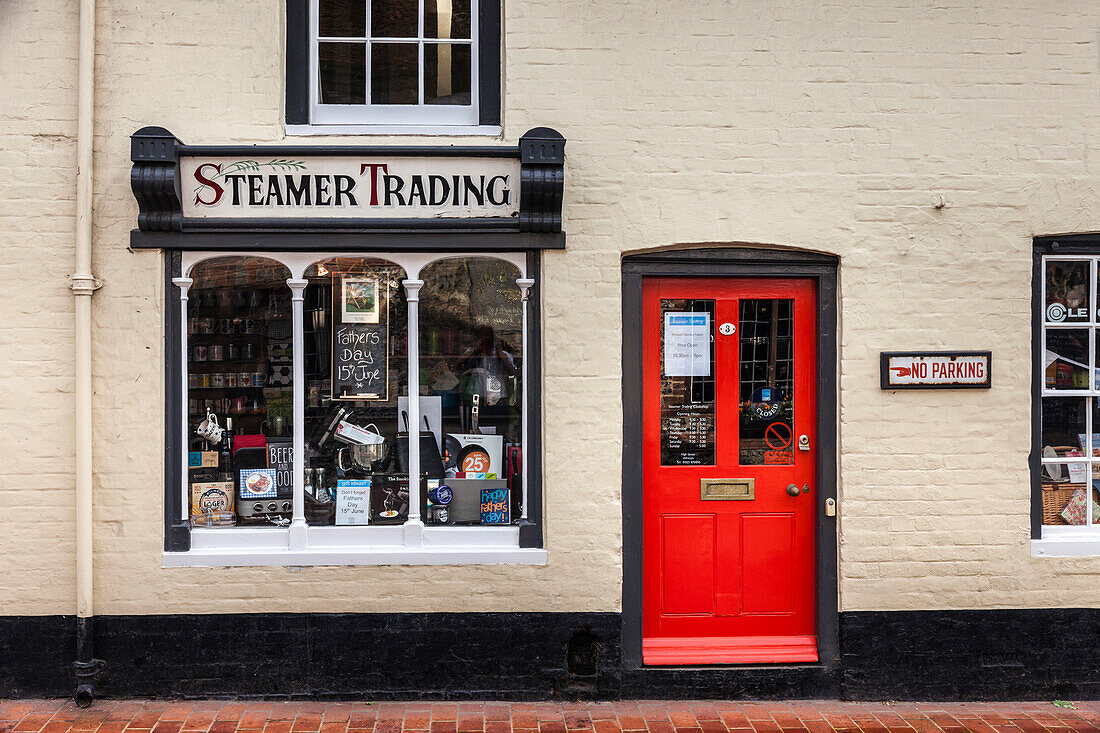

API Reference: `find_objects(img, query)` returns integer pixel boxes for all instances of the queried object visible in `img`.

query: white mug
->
[195,412,224,444]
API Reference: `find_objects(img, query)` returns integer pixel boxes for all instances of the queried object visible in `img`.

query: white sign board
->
[663,312,711,377]
[180,156,520,220]
[881,352,991,389]
[335,481,371,525]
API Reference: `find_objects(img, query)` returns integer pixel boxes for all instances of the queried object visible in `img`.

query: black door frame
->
[621,246,840,673]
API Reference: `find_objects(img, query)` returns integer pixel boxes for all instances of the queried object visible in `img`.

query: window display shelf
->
[167,525,544,567]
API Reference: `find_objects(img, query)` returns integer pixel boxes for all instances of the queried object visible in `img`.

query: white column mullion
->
[404,279,425,541]
[417,0,425,105]
[287,278,309,549]
[1090,258,1097,527]
[173,277,193,523]
[517,278,534,521]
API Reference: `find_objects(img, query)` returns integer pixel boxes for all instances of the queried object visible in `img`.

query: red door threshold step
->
[2,700,1099,733]
[643,635,819,665]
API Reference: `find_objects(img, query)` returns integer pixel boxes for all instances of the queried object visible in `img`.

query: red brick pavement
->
[0,700,1098,733]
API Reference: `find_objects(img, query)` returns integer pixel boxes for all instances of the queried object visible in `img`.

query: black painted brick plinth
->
[5,610,1100,700]
[841,609,1100,701]
[91,613,621,700]
[0,615,76,697]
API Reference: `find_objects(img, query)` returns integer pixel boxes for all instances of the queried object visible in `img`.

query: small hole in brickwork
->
[566,627,600,678]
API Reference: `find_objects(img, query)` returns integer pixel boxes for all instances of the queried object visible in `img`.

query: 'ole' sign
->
[880,351,992,390]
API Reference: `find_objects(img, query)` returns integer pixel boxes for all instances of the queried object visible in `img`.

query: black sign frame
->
[879,350,993,390]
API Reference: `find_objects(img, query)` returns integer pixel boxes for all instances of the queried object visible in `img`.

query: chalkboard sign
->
[332,278,389,401]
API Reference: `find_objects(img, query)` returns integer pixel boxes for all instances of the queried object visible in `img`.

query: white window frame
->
[307,0,480,128]
[1032,254,1100,557]
[168,250,543,567]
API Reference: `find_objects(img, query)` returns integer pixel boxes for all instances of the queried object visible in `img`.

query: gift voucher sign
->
[181,156,520,220]
[880,351,992,389]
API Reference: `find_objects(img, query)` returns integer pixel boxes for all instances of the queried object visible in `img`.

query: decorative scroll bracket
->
[518,127,566,233]
[131,126,183,232]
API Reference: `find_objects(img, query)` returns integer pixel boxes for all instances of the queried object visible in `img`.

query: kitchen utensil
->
[395,412,445,479]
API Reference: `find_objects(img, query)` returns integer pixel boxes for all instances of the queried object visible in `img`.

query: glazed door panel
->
[641,277,817,665]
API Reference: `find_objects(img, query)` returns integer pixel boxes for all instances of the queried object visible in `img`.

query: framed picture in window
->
[341,277,379,324]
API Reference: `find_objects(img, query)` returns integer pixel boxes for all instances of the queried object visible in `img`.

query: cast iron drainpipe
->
[70,0,105,707]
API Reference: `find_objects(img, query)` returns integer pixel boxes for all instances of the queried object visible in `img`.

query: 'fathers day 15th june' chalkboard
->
[332,281,389,401]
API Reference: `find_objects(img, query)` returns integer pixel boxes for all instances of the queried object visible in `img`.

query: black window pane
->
[424,0,471,39]
[1046,329,1090,390]
[1041,397,1087,458]
[319,43,366,104]
[371,43,418,104]
[319,0,365,37]
[1046,260,1091,323]
[372,0,418,37]
[738,299,794,465]
[424,44,471,105]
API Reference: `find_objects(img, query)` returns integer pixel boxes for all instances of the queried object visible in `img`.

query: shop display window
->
[1039,257,1100,534]
[172,251,538,563]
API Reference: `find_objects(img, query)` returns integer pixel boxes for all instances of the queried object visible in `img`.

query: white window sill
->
[285,124,503,138]
[1032,526,1100,557]
[164,525,546,567]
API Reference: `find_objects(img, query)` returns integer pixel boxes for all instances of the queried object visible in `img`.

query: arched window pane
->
[419,256,523,525]
[186,257,293,528]
[302,257,410,526]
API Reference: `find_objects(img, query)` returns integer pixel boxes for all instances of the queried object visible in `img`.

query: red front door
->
[641,277,817,665]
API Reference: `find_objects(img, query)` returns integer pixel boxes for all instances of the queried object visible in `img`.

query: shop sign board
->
[181,156,520,220]
[130,126,568,239]
[880,351,992,390]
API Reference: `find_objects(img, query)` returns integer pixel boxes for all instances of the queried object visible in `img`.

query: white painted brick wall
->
[1,0,1098,615]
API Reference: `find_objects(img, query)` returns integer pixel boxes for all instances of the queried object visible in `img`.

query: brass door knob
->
[786,484,800,497]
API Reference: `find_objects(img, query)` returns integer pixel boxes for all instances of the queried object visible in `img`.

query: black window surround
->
[1032,232,1100,542]
[163,249,544,555]
[285,0,502,128]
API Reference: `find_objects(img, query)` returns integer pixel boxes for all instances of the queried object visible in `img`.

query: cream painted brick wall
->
[0,0,80,614]
[2,0,1099,616]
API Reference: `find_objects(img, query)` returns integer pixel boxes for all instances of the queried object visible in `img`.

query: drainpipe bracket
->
[73,658,106,708]
[69,274,103,296]
[73,658,106,678]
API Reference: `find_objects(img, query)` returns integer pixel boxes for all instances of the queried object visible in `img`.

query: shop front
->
[131,126,565,566]
[5,0,1100,706]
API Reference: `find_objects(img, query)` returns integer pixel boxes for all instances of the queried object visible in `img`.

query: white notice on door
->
[663,312,711,377]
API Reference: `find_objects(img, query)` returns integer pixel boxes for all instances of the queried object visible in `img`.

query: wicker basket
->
[1042,481,1089,525]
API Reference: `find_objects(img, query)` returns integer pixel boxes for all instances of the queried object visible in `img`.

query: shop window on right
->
[418,256,525,525]
[1040,257,1100,532]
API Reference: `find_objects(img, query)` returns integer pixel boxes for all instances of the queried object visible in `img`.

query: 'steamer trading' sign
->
[880,351,992,390]
[180,156,520,220]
